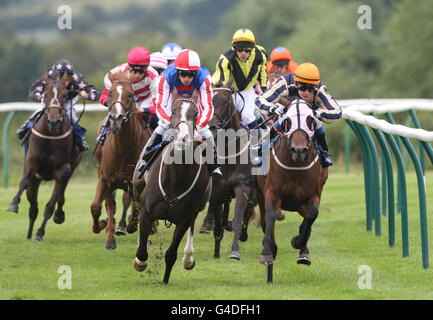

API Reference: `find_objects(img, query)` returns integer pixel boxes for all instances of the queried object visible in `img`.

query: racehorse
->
[207,81,261,260]
[7,72,82,241]
[90,71,150,250]
[257,99,328,283]
[132,90,211,284]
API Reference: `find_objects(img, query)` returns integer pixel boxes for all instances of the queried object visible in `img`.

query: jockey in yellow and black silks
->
[213,28,268,131]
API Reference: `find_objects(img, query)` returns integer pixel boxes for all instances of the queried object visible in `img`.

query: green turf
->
[1,170,433,300]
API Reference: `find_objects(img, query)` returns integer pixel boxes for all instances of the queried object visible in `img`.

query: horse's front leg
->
[104,190,117,250]
[116,191,131,235]
[291,198,320,266]
[90,177,109,234]
[7,164,36,213]
[182,223,196,270]
[26,176,41,239]
[163,222,191,284]
[259,188,280,265]
[34,164,72,241]
[229,185,248,260]
[133,206,153,273]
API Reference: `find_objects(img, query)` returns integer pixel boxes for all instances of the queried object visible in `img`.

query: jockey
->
[266,47,299,87]
[162,42,182,65]
[17,59,100,151]
[213,28,268,133]
[255,62,342,168]
[150,51,168,74]
[137,49,222,176]
[98,47,159,142]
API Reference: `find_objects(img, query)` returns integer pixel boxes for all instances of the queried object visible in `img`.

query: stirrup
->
[320,152,333,168]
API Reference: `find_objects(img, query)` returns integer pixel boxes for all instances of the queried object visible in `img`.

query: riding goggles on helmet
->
[296,82,315,92]
[129,64,147,74]
[234,46,253,53]
[178,70,197,78]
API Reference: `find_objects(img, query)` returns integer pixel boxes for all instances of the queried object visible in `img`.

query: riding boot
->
[137,131,163,173]
[73,125,88,152]
[96,118,111,146]
[205,136,222,177]
[17,110,42,140]
[248,121,262,166]
[315,131,333,168]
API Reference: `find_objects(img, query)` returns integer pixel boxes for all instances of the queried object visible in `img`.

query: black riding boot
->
[137,132,163,173]
[96,118,111,146]
[315,131,333,167]
[17,111,42,140]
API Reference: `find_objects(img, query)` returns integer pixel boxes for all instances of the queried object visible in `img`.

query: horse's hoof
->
[32,235,42,242]
[53,210,65,224]
[104,239,117,250]
[229,251,241,260]
[115,227,126,236]
[297,254,311,266]
[182,258,196,270]
[7,203,18,213]
[259,254,274,265]
[291,235,304,250]
[239,231,248,242]
[133,257,147,272]
[223,221,233,232]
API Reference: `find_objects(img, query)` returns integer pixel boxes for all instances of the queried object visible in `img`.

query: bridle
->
[211,87,243,130]
[107,80,137,123]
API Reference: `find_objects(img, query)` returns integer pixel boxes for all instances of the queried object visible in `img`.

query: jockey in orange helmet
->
[267,47,299,87]
[256,62,342,168]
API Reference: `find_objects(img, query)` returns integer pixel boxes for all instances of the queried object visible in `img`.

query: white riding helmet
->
[162,42,182,61]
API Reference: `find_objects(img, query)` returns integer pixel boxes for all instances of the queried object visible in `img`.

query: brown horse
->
[206,82,263,260]
[7,73,82,241]
[90,71,150,250]
[132,90,211,284]
[257,99,328,283]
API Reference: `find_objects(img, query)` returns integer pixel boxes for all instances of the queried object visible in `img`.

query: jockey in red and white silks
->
[100,47,159,115]
[137,49,222,176]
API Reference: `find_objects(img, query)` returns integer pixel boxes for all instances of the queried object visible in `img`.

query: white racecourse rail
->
[1,98,433,139]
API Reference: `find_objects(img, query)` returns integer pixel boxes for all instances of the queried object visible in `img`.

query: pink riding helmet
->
[127,47,151,66]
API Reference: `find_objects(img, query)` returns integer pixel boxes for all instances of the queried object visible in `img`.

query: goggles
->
[234,46,253,53]
[178,70,197,78]
[129,64,148,74]
[296,82,315,92]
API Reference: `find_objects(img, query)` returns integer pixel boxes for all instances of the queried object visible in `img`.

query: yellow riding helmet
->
[232,28,256,46]
[294,62,320,85]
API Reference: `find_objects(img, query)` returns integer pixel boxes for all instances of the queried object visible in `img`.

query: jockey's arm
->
[314,85,342,124]
[213,55,232,87]
[255,77,289,112]
[155,75,171,127]
[74,72,100,101]
[196,74,214,129]
[28,78,45,102]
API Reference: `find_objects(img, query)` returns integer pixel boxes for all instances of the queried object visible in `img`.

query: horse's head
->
[43,72,68,135]
[170,88,199,152]
[210,78,239,130]
[107,71,136,133]
[280,99,316,163]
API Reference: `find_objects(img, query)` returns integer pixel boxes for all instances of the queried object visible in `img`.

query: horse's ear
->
[108,71,114,84]
[306,116,316,131]
[227,77,233,88]
[43,72,50,83]
[283,118,292,133]
[61,72,69,83]
[172,87,179,101]
[191,89,199,103]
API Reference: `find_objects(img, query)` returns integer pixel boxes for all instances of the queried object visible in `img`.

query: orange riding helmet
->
[293,62,320,85]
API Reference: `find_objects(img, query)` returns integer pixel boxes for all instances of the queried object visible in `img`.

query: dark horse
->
[132,90,211,284]
[207,82,264,260]
[7,72,82,241]
[257,99,328,283]
[90,71,151,250]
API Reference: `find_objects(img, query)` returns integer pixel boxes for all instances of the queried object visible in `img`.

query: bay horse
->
[132,90,211,284]
[90,71,151,250]
[207,82,262,260]
[7,72,82,241]
[257,99,328,283]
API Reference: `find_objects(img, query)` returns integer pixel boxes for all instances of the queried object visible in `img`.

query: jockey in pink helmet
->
[97,47,159,144]
[136,49,222,176]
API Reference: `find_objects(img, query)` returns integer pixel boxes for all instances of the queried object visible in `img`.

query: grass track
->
[1,170,433,300]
